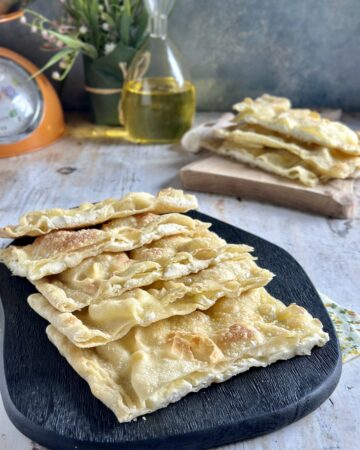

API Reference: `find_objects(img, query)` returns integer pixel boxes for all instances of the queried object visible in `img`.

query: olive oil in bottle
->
[122,77,195,143]
[122,0,196,144]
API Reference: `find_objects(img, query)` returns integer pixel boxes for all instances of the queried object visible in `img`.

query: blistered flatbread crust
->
[46,288,329,422]
[181,99,360,186]
[215,126,360,179]
[0,188,197,238]
[0,213,207,280]
[233,95,360,154]
[35,232,253,312]
[214,141,320,186]
[29,257,273,346]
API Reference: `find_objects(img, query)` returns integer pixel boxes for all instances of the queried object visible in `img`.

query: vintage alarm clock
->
[0,10,65,158]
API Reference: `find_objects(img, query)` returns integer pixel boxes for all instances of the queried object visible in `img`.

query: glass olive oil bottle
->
[122,0,196,144]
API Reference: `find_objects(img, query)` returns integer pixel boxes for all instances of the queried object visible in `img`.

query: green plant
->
[21,0,148,80]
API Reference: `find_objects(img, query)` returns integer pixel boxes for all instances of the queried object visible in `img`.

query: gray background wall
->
[1,0,360,111]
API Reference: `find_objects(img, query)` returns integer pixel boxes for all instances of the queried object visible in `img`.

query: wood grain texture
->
[0,213,341,450]
[180,156,357,219]
[0,112,359,450]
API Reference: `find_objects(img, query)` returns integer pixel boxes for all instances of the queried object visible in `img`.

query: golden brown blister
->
[0,188,198,238]
[34,230,253,312]
[46,287,329,422]
[0,213,207,280]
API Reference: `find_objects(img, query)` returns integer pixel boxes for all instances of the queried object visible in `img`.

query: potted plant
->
[22,0,148,125]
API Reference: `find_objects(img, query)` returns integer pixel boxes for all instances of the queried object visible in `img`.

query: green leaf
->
[30,49,72,79]
[90,0,101,49]
[132,7,148,48]
[24,8,51,24]
[124,0,132,16]
[49,31,98,58]
[120,10,131,45]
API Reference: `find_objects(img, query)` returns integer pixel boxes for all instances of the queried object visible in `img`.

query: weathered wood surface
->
[181,155,356,219]
[0,113,359,450]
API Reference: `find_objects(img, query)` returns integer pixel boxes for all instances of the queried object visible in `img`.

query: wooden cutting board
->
[0,212,341,450]
[181,155,357,218]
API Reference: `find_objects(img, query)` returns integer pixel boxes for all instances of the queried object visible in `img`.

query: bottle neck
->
[149,15,168,39]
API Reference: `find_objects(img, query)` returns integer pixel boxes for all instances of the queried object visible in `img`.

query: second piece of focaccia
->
[214,141,321,186]
[46,287,329,423]
[28,258,274,347]
[215,126,360,179]
[0,188,197,238]
[233,94,360,155]
[35,231,253,312]
[0,213,207,281]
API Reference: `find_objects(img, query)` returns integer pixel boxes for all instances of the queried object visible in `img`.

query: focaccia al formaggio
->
[181,95,360,186]
[213,140,321,186]
[34,231,253,312]
[0,188,197,238]
[215,126,360,179]
[233,94,360,155]
[28,257,274,347]
[0,213,207,281]
[46,287,329,423]
[0,187,330,425]
[181,119,321,186]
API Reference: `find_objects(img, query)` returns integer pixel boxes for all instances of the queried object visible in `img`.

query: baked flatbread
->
[28,254,273,347]
[181,99,360,186]
[234,94,292,116]
[46,287,329,422]
[0,188,197,238]
[233,95,360,155]
[215,141,320,186]
[29,257,273,347]
[35,232,253,312]
[215,125,360,179]
[0,213,207,280]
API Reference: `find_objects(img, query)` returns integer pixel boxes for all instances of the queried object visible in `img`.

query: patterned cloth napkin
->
[320,292,360,363]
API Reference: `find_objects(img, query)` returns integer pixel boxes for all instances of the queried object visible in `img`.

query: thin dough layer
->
[46,288,329,422]
[0,188,198,238]
[233,94,360,154]
[215,125,360,179]
[35,232,253,312]
[0,213,207,280]
[28,257,273,346]
[215,141,320,186]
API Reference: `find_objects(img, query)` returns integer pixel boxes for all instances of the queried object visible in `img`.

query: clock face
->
[0,57,43,143]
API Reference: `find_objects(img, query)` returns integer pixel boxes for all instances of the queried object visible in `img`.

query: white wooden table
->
[0,113,359,450]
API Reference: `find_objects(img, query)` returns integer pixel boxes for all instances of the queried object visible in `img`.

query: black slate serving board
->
[0,211,342,450]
